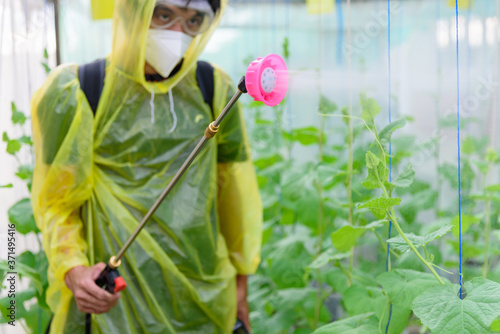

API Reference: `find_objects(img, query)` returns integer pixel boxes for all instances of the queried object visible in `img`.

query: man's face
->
[150,1,214,36]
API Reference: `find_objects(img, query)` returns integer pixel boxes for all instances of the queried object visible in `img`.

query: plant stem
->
[386,207,444,285]
[373,153,444,285]
[371,120,385,166]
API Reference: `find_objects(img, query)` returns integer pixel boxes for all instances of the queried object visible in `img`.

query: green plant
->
[0,67,52,332]
[245,85,500,333]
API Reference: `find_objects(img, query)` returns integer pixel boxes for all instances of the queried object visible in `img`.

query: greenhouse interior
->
[1,0,500,333]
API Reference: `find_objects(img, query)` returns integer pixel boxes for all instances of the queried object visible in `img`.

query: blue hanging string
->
[385,0,393,332]
[386,0,392,272]
[455,0,464,300]
[466,1,471,132]
[336,0,343,64]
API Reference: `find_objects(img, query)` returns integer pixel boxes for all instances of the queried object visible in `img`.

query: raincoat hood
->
[110,0,226,94]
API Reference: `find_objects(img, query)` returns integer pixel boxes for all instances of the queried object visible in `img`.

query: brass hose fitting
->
[204,122,219,138]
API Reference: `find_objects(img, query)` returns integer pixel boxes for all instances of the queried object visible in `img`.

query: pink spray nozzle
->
[245,54,288,107]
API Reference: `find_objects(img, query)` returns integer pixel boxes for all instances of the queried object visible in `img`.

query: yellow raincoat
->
[31,0,262,332]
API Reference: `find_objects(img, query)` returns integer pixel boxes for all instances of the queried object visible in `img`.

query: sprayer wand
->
[95,77,248,293]
[94,53,288,299]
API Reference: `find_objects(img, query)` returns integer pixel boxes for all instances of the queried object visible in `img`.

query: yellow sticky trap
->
[448,0,473,9]
[91,0,115,20]
[306,0,334,15]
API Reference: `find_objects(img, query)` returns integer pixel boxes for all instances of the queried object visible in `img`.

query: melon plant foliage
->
[245,88,500,334]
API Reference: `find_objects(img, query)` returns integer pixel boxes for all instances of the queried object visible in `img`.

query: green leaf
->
[291,126,325,146]
[280,207,295,225]
[413,278,500,334]
[392,164,415,188]
[8,198,39,234]
[17,251,36,268]
[486,184,500,192]
[395,178,430,195]
[363,152,389,190]
[343,285,386,316]
[274,288,316,310]
[492,318,500,332]
[312,313,379,334]
[42,62,51,74]
[6,140,21,155]
[316,163,342,189]
[379,118,407,146]
[341,106,349,126]
[281,164,311,201]
[254,309,298,333]
[486,148,498,163]
[2,132,9,142]
[358,197,401,211]
[24,304,52,334]
[448,240,485,259]
[319,95,338,115]
[18,135,33,146]
[15,164,33,181]
[358,197,401,219]
[360,93,382,123]
[307,248,350,269]
[462,136,475,154]
[267,235,312,288]
[438,163,459,189]
[0,261,43,293]
[282,37,289,59]
[331,226,365,252]
[451,215,479,237]
[11,102,26,125]
[322,268,349,294]
[381,304,412,334]
[1,183,13,188]
[387,225,452,254]
[254,154,283,169]
[397,189,438,224]
[269,288,331,325]
[472,160,490,175]
[331,221,386,252]
[0,287,36,322]
[302,290,332,324]
[365,151,380,170]
[296,186,320,229]
[377,270,441,333]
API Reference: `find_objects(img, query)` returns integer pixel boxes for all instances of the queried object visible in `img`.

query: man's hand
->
[236,274,251,333]
[64,262,121,314]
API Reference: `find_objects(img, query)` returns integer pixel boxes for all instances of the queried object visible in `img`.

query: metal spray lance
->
[94,54,289,295]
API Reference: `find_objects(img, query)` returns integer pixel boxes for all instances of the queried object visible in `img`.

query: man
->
[31,0,263,332]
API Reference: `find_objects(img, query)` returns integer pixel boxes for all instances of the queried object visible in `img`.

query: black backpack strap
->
[78,59,211,116]
[196,60,215,115]
[78,58,106,114]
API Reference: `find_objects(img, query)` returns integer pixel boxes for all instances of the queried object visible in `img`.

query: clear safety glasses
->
[151,0,214,36]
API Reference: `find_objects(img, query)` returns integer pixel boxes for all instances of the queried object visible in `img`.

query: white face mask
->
[145,29,193,78]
